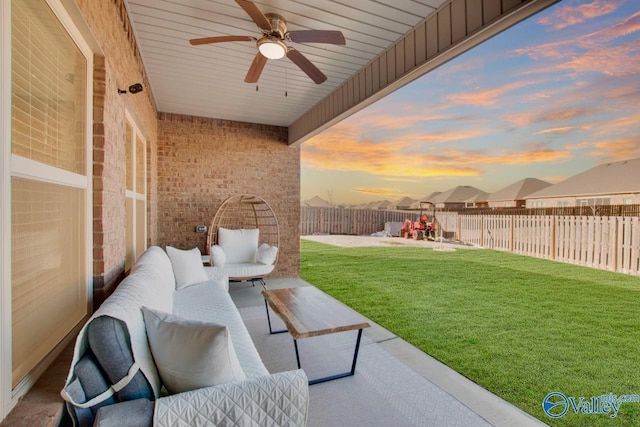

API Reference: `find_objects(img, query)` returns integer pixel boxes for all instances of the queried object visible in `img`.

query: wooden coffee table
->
[262,286,370,385]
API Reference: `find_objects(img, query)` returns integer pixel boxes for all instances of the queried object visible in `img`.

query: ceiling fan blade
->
[287,30,345,45]
[286,48,327,84]
[189,35,255,46]
[245,52,268,83]
[235,0,271,32]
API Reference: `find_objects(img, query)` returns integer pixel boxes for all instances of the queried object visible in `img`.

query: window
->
[4,0,92,401]
[577,197,611,207]
[125,114,146,271]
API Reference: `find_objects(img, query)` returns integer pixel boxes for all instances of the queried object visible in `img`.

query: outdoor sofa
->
[61,245,308,426]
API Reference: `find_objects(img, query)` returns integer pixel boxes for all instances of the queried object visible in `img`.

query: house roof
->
[465,192,490,203]
[375,200,393,209]
[124,0,552,144]
[526,158,640,199]
[421,192,442,202]
[303,195,332,207]
[430,186,487,204]
[487,178,552,202]
[395,196,417,208]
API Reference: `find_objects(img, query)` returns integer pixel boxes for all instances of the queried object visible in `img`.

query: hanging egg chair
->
[206,194,279,287]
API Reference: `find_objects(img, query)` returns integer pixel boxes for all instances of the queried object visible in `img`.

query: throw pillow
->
[218,228,259,264]
[256,243,278,266]
[165,246,208,290]
[141,307,246,394]
[210,245,226,267]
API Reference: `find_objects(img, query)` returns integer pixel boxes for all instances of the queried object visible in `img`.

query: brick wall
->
[157,113,301,278]
[79,0,302,293]
[76,0,159,302]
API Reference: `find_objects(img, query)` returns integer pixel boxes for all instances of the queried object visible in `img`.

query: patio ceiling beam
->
[288,0,559,145]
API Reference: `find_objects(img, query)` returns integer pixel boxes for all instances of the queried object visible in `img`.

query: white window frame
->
[1,0,93,418]
[125,111,147,270]
[1,0,11,419]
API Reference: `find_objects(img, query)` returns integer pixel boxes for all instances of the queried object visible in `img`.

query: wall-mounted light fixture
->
[118,83,143,94]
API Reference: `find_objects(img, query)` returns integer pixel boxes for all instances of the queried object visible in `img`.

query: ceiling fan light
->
[257,37,287,59]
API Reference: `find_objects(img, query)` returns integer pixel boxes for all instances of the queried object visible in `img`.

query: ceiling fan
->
[189,0,345,84]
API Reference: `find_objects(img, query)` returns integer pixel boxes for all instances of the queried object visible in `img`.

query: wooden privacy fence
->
[300,207,411,236]
[299,207,640,275]
[459,215,640,275]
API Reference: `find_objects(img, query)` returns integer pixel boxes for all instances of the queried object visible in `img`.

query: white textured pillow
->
[256,243,278,266]
[218,228,259,264]
[209,245,226,267]
[165,246,208,290]
[141,307,246,394]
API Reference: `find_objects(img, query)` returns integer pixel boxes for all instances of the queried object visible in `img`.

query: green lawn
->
[300,239,640,427]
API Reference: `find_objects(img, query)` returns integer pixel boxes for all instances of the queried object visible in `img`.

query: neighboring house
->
[303,195,333,207]
[430,186,488,210]
[421,192,442,203]
[395,196,418,210]
[376,200,394,210]
[464,193,490,208]
[487,178,552,208]
[525,158,640,208]
[355,201,374,209]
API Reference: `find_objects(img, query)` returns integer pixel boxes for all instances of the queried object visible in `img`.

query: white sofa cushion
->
[172,280,269,379]
[256,243,278,265]
[209,263,274,280]
[204,268,230,291]
[155,370,309,427]
[218,228,259,264]
[130,247,176,299]
[142,307,246,394]
[210,245,226,267]
[165,247,208,290]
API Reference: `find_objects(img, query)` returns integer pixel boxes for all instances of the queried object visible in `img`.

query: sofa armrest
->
[153,370,309,427]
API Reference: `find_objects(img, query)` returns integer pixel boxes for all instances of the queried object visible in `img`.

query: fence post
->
[632,217,640,275]
[612,217,619,272]
[509,217,514,252]
[550,216,556,260]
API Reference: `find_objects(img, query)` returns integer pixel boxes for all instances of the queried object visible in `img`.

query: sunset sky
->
[300,0,640,206]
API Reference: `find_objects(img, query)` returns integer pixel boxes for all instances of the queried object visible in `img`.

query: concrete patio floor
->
[244,277,547,427]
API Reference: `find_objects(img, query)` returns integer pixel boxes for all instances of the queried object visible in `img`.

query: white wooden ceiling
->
[125,0,448,127]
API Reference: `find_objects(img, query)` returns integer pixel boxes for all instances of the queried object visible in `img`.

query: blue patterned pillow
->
[87,316,154,402]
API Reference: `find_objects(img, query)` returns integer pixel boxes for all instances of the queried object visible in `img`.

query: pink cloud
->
[597,113,640,135]
[540,175,567,183]
[515,11,640,78]
[444,80,539,107]
[536,126,577,135]
[354,111,452,131]
[504,106,600,127]
[559,42,640,78]
[398,128,492,144]
[383,177,421,183]
[352,187,402,196]
[589,137,640,160]
[431,147,571,166]
[566,141,593,150]
[537,0,624,30]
